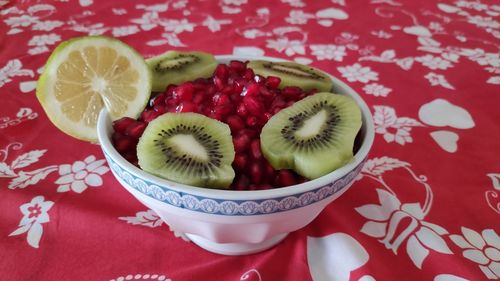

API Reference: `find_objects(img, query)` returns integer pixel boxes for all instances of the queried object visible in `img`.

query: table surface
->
[1,1,499,280]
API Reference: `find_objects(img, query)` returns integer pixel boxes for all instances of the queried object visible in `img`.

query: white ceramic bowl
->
[97,55,375,255]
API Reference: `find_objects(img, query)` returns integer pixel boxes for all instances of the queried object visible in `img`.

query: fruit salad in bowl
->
[98,53,374,255]
[36,36,374,255]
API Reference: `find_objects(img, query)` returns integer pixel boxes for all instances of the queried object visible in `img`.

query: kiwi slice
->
[137,112,235,189]
[260,92,361,179]
[248,60,333,92]
[146,51,217,92]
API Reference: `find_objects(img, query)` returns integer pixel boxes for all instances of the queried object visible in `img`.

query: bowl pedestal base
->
[185,232,289,255]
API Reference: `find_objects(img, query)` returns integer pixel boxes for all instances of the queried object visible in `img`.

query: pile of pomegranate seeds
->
[112,60,317,190]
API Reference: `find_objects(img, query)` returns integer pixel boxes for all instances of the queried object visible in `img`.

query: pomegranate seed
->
[165,97,177,106]
[239,128,259,139]
[233,133,251,153]
[297,176,308,184]
[243,95,264,116]
[282,86,302,100]
[250,139,262,159]
[229,60,246,74]
[253,75,266,84]
[212,93,230,107]
[249,162,263,184]
[141,110,159,123]
[246,116,259,127]
[233,153,247,171]
[266,76,281,89]
[193,79,209,89]
[165,84,176,95]
[176,101,197,113]
[173,82,194,101]
[123,150,138,163]
[192,91,206,104]
[112,117,135,134]
[263,161,275,177]
[125,121,147,139]
[270,95,286,109]
[242,82,260,97]
[221,85,234,95]
[276,170,297,187]
[264,112,272,121]
[213,104,233,119]
[226,115,245,132]
[214,64,229,81]
[153,105,167,114]
[256,183,273,190]
[150,93,166,107]
[233,79,245,94]
[243,68,254,80]
[233,174,250,190]
[113,134,136,153]
[259,86,273,100]
[209,111,223,121]
[213,76,224,90]
[236,103,248,117]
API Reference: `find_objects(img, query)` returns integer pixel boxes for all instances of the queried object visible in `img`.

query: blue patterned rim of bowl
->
[105,151,366,216]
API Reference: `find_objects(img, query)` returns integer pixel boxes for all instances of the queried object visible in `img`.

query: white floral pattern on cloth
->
[356,188,452,268]
[0,59,34,88]
[118,209,190,241]
[0,144,58,190]
[485,173,500,214]
[119,209,164,228]
[240,269,262,281]
[310,44,346,61]
[337,63,379,83]
[363,83,392,97]
[109,274,171,281]
[450,228,500,279]
[373,106,424,145]
[307,233,370,281]
[355,157,456,270]
[0,107,38,129]
[28,33,61,55]
[359,49,414,70]
[55,155,110,193]
[266,36,306,57]
[130,4,233,48]
[424,72,455,90]
[9,196,54,248]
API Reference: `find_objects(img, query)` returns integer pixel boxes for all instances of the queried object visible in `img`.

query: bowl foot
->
[185,233,289,255]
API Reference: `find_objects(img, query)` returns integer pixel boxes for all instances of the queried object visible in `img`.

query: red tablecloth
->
[1,1,499,280]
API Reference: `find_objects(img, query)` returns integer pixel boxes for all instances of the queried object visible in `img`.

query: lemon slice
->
[36,36,152,142]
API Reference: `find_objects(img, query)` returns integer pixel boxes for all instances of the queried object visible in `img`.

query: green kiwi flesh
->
[146,51,217,92]
[260,92,362,179]
[137,112,235,189]
[247,60,333,92]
